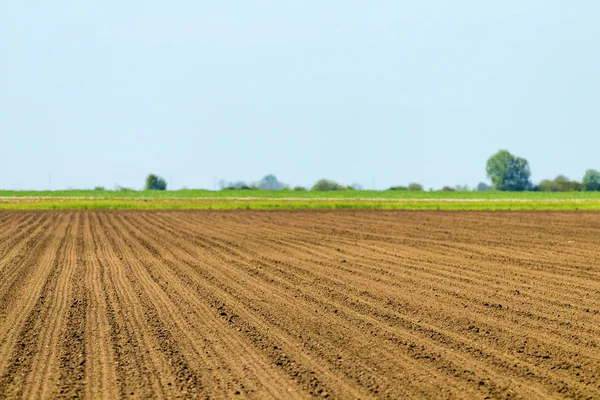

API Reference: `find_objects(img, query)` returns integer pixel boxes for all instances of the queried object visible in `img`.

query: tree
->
[485,150,531,191]
[582,169,600,191]
[311,179,345,191]
[476,182,492,191]
[256,174,285,190]
[145,174,167,190]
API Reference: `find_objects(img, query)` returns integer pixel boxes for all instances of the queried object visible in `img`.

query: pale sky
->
[1,1,599,190]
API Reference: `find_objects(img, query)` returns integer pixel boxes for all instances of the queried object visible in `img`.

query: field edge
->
[2,198,600,210]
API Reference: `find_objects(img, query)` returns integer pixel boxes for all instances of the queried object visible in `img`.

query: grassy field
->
[3,189,600,200]
[1,189,600,210]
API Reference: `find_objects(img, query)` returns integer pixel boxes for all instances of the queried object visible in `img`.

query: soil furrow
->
[0,213,74,399]
[0,210,599,399]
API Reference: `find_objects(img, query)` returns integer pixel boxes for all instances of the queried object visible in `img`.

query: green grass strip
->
[1,199,600,211]
[3,189,600,200]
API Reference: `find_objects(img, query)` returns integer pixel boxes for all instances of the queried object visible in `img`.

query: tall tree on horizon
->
[486,150,531,191]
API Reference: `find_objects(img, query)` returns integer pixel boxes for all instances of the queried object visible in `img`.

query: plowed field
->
[0,211,599,399]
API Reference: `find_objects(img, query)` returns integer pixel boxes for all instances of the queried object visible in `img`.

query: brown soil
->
[0,211,599,399]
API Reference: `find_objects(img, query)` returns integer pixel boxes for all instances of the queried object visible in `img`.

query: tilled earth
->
[0,210,599,399]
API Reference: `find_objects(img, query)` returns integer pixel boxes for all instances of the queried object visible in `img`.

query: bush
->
[94,186,105,191]
[442,186,455,192]
[293,186,307,191]
[476,182,492,191]
[408,183,424,191]
[225,185,252,190]
[222,181,251,190]
[538,175,581,192]
[388,186,408,191]
[311,179,346,191]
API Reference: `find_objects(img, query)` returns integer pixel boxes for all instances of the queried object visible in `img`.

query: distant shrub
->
[388,186,408,191]
[293,186,307,191]
[476,182,492,191]
[311,179,346,191]
[538,175,581,192]
[408,183,424,191]
[225,185,252,190]
[222,181,251,190]
[94,186,105,191]
[442,186,456,192]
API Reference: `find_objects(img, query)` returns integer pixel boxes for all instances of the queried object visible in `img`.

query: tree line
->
[218,176,357,192]
[141,150,600,192]
[143,174,364,192]
[485,149,600,192]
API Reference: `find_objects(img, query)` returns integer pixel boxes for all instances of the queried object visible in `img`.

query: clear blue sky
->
[1,1,598,190]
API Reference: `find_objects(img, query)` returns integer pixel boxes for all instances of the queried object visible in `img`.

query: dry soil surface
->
[0,211,599,399]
